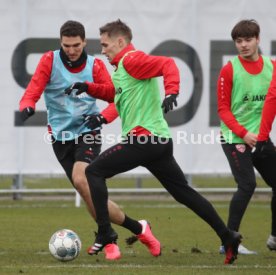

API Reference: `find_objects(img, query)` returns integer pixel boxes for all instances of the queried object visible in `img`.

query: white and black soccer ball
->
[49,229,82,261]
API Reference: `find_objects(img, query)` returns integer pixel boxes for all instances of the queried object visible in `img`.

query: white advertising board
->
[1,0,276,175]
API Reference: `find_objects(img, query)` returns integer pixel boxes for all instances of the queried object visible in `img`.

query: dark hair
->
[99,19,132,43]
[60,20,85,40]
[231,19,260,40]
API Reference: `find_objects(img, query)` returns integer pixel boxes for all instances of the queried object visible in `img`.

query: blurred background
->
[1,0,275,196]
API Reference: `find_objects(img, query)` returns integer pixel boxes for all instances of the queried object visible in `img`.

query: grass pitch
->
[0,198,276,274]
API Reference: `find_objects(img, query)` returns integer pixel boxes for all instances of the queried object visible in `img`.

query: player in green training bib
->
[67,19,241,264]
[217,19,276,254]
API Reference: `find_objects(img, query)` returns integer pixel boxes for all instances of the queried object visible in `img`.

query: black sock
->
[98,223,112,235]
[271,193,276,236]
[121,215,142,235]
[220,229,233,244]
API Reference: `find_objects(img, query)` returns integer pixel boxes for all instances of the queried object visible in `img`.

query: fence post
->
[135,177,142,188]
[75,191,81,207]
[12,174,24,200]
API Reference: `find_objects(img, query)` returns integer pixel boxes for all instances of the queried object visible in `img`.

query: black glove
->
[161,94,178,113]
[83,114,107,130]
[252,138,276,159]
[65,82,88,96]
[20,107,35,122]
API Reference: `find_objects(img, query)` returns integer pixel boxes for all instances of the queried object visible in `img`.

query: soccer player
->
[256,72,276,143]
[217,19,276,254]
[66,19,242,264]
[253,66,276,251]
[19,20,161,260]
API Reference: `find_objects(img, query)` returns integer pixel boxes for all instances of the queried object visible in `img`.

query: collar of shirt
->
[111,43,135,67]
[238,54,264,74]
[65,61,86,73]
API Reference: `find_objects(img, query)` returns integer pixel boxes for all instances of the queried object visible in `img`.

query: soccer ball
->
[49,229,82,261]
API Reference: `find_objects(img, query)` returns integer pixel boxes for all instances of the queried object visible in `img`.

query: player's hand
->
[243,132,257,148]
[252,138,276,158]
[83,114,107,130]
[161,94,178,113]
[65,82,88,96]
[20,107,35,122]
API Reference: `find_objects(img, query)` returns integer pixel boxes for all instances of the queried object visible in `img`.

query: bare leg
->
[72,161,125,225]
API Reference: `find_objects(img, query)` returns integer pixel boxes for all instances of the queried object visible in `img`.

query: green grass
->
[0,199,275,274]
[0,174,269,189]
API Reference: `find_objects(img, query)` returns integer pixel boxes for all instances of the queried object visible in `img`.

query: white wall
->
[1,0,276,175]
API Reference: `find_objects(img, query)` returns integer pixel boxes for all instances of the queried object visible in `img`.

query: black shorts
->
[52,130,102,182]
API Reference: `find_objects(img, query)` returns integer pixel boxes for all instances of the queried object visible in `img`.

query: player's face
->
[61,36,86,62]
[100,33,124,63]
[235,36,260,61]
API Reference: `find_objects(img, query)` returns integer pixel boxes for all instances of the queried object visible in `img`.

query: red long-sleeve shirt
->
[217,55,276,139]
[86,43,180,135]
[86,44,179,100]
[19,51,118,123]
[258,67,276,141]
